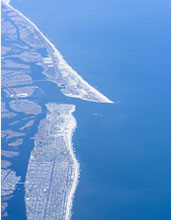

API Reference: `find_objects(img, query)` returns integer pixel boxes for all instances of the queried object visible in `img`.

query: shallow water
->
[4,0,171,219]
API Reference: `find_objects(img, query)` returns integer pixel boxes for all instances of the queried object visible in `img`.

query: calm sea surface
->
[8,0,171,219]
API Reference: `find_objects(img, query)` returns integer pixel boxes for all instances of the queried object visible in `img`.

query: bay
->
[5,0,171,219]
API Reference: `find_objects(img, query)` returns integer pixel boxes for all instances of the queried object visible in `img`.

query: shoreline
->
[2,1,111,219]
[24,103,80,220]
[3,1,114,104]
[62,105,80,220]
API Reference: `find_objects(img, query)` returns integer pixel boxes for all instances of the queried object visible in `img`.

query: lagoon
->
[2,0,171,219]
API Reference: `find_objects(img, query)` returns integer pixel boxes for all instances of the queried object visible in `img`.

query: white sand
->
[63,105,79,220]
[3,1,114,104]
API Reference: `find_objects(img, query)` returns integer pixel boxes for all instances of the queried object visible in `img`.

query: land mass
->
[1,1,113,219]
[3,1,113,103]
[25,103,79,220]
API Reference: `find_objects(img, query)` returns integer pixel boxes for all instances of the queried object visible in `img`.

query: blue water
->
[9,0,171,219]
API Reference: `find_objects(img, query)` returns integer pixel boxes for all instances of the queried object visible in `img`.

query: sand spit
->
[2,1,114,103]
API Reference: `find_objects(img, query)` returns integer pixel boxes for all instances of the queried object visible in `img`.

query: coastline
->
[62,105,80,220]
[1,1,111,219]
[3,1,114,104]
[24,103,80,220]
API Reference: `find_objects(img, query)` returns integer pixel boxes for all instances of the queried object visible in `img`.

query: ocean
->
[5,0,171,219]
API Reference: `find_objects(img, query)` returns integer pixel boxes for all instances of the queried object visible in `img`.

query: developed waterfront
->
[2,1,113,104]
[25,104,79,220]
[1,0,171,219]
[1,1,112,219]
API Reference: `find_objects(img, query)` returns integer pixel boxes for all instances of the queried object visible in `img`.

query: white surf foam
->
[2,0,11,4]
[3,2,114,104]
